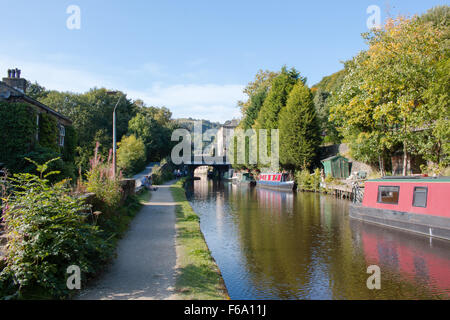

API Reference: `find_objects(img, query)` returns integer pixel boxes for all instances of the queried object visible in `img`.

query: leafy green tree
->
[421,58,450,165]
[330,16,447,174]
[26,81,49,100]
[419,5,450,27]
[40,89,137,171]
[117,135,147,176]
[238,69,278,121]
[241,90,267,130]
[128,105,175,162]
[255,66,302,130]
[311,69,347,144]
[279,81,320,170]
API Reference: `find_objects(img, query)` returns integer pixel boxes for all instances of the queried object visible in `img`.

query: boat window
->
[413,187,427,208]
[377,186,400,204]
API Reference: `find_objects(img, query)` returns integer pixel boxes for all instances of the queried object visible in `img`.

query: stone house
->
[0,68,72,148]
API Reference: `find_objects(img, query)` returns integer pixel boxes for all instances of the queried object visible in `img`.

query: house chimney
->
[2,68,27,93]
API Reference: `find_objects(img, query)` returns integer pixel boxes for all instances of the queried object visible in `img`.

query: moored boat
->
[350,176,450,241]
[231,172,256,186]
[256,173,295,191]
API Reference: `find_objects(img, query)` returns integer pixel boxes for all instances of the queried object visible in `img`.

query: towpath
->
[77,179,177,300]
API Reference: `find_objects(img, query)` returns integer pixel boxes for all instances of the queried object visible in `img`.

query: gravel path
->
[77,180,177,300]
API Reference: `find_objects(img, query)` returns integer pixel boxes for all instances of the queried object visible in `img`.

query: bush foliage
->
[117,135,147,176]
[295,168,321,192]
[0,159,113,299]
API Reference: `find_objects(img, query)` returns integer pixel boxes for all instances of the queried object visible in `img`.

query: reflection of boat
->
[256,173,295,191]
[231,172,256,186]
[352,220,450,296]
[257,187,294,211]
[350,177,450,241]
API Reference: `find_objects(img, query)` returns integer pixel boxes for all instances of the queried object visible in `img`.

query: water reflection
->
[186,180,450,300]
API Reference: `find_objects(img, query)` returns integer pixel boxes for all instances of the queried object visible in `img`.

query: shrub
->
[11,145,76,183]
[117,135,146,176]
[0,158,113,299]
[84,143,122,215]
[296,168,321,191]
[151,158,176,185]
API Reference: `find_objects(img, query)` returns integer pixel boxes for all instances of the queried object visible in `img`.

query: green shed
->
[321,155,352,179]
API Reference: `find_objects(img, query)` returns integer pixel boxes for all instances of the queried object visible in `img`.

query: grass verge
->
[171,179,229,300]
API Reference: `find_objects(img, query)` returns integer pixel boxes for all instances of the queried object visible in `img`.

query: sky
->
[0,0,447,122]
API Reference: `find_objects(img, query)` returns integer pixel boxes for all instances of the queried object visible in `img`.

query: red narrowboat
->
[350,177,450,241]
[257,173,295,191]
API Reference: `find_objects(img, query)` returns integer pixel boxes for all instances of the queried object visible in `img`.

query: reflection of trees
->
[190,180,449,299]
[227,188,329,298]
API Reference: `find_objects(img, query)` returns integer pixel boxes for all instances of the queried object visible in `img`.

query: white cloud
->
[0,54,113,93]
[0,55,244,122]
[126,84,245,122]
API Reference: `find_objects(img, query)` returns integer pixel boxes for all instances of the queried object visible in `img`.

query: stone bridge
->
[183,155,231,179]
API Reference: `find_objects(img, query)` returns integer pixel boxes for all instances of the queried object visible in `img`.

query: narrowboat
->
[350,176,450,241]
[256,173,295,191]
[231,172,256,186]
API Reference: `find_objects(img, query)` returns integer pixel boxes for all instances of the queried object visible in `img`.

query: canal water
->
[185,179,450,300]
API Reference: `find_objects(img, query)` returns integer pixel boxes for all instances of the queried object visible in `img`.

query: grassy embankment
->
[170,179,229,300]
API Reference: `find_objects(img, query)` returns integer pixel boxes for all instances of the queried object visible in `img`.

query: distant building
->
[217,119,239,157]
[0,68,72,147]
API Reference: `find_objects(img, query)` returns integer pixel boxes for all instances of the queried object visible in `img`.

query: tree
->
[241,90,267,130]
[419,5,450,27]
[311,69,347,144]
[117,135,147,176]
[255,66,303,130]
[128,105,175,162]
[238,69,278,119]
[279,81,320,171]
[40,89,137,171]
[330,16,447,174]
[421,58,450,166]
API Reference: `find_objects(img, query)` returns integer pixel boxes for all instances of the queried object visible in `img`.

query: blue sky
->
[0,0,447,122]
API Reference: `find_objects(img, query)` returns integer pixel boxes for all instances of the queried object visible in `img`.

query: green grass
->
[171,179,229,300]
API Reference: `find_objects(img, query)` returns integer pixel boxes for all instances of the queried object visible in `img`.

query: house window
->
[413,187,428,208]
[59,125,65,147]
[377,186,400,204]
[36,114,40,141]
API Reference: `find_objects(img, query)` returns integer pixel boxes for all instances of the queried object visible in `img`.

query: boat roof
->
[368,176,450,183]
[260,172,288,175]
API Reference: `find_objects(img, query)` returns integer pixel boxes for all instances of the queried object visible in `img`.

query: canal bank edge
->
[170,179,230,300]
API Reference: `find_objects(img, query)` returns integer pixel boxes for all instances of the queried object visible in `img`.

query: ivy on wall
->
[0,101,77,180]
[62,125,77,162]
[0,102,36,165]
[38,113,58,151]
